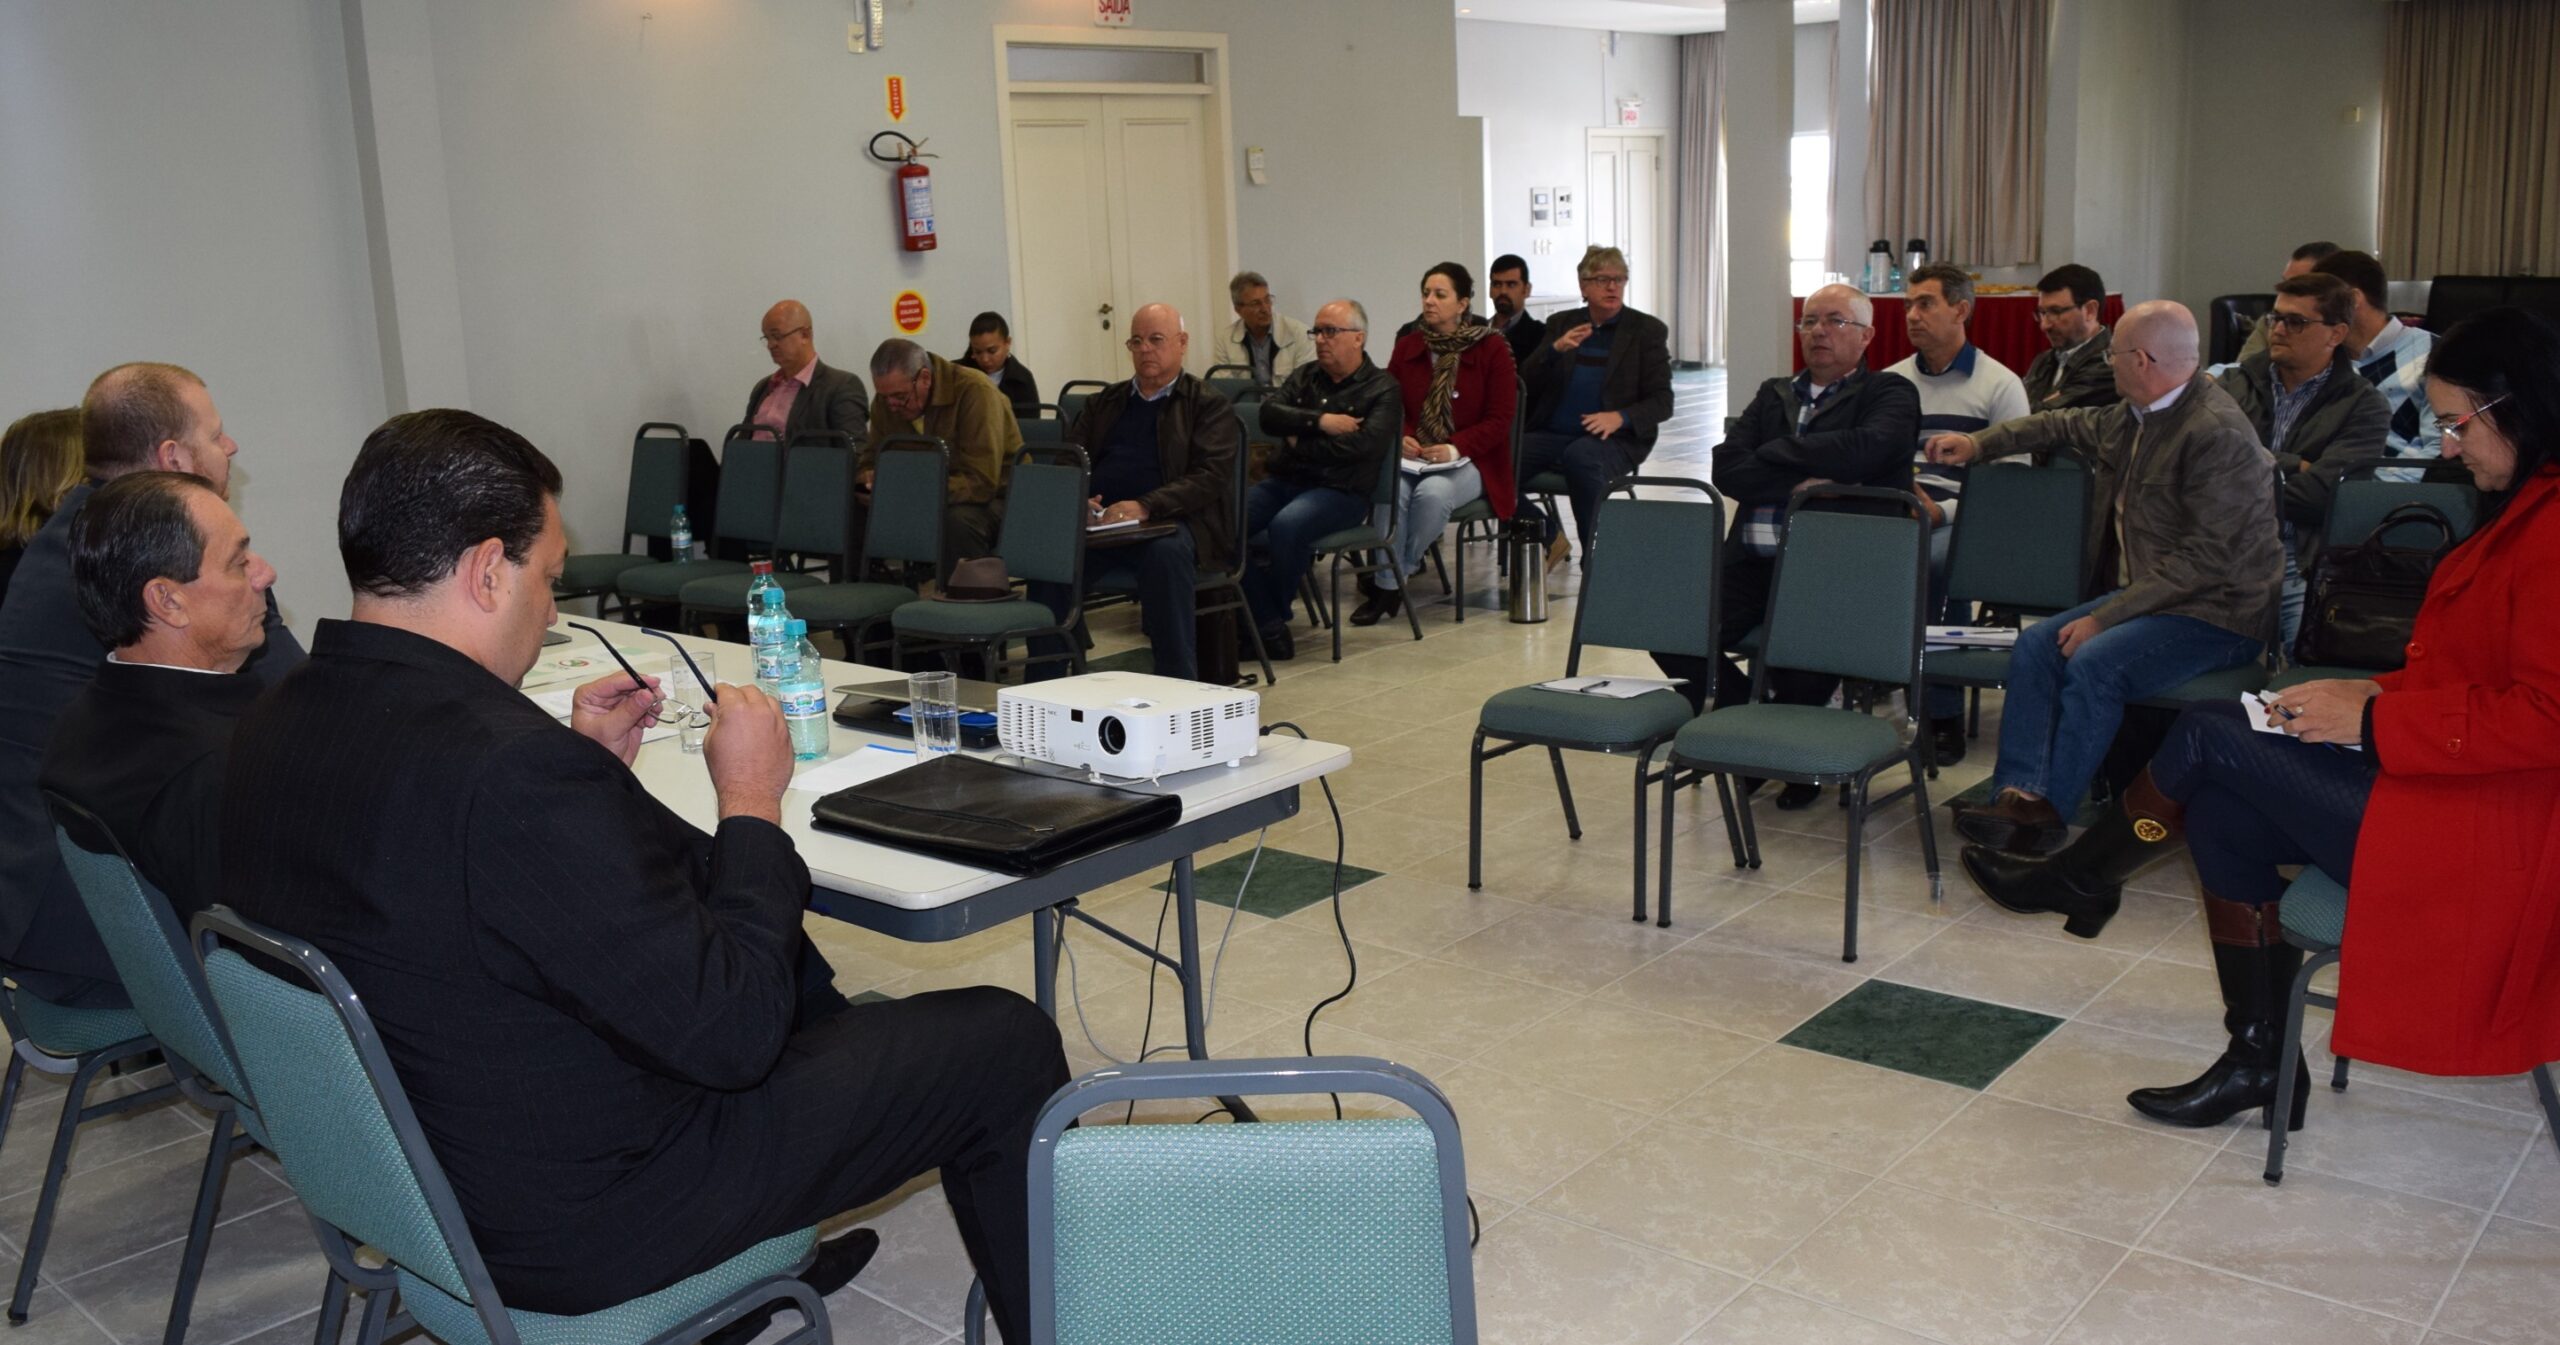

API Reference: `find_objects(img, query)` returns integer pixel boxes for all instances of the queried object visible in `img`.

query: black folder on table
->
[809,753,1182,876]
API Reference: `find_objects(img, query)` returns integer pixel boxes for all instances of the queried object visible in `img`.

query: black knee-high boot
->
[2127,893,2311,1130]
[1961,767,2184,938]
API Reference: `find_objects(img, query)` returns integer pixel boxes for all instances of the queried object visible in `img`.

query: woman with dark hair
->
[958,310,1039,412]
[0,408,84,600]
[1358,262,1517,625]
[1966,307,2560,1128]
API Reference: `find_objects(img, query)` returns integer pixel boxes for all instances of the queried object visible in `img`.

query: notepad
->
[1924,625,2019,649]
[1536,675,1684,699]
[2241,692,2363,750]
[1398,456,1472,475]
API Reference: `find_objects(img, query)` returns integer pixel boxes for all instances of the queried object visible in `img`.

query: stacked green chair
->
[613,424,785,617]
[783,438,946,665]
[1921,462,2090,752]
[1658,487,1941,959]
[2262,867,2560,1184]
[557,422,692,613]
[1469,479,1721,923]
[892,451,1091,682]
[46,797,317,1345]
[676,431,856,632]
[1429,374,1527,624]
[193,906,830,1345]
[1019,404,1067,448]
[1026,1058,1475,1345]
[1304,442,1427,660]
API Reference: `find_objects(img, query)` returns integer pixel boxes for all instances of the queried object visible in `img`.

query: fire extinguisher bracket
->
[869,131,939,253]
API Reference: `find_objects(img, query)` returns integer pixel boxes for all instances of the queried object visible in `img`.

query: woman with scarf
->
[1356,262,1519,625]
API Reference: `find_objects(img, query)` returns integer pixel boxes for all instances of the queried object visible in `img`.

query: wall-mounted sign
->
[893,290,929,335]
[886,76,907,122]
[1096,0,1132,26]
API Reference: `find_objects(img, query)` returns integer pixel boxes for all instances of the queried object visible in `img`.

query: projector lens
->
[1098,716,1126,754]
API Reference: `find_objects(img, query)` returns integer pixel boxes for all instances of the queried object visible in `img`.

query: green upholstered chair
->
[193,907,829,1345]
[613,425,785,613]
[1660,487,1942,959]
[1056,381,1111,437]
[892,451,1090,682]
[46,796,306,1345]
[1305,437,1425,660]
[1923,462,2091,751]
[1469,479,1721,924]
[1202,367,1259,406]
[2272,471,2482,687]
[1026,1058,1475,1345]
[557,422,691,612]
[1428,375,1526,625]
[676,432,857,630]
[779,438,946,664]
[1019,405,1067,447]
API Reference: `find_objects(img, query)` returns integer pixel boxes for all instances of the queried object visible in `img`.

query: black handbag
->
[2295,503,2457,671]
[809,753,1182,876]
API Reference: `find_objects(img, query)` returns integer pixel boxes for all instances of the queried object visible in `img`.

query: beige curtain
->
[1675,32,1726,365]
[1865,0,2047,267]
[2381,0,2560,275]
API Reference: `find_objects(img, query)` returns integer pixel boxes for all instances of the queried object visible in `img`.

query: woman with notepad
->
[1356,262,1518,626]
[1966,308,2560,1129]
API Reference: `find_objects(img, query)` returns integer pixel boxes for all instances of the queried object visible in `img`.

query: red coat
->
[1388,325,1520,519]
[2339,465,2560,1075]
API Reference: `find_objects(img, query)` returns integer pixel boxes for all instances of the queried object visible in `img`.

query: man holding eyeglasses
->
[2214,272,2391,648]
[1924,301,2281,865]
[1517,245,1675,569]
[748,300,869,444]
[1242,299,1400,659]
[2024,264,2121,411]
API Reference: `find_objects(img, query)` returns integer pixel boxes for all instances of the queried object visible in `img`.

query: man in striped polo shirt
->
[1886,264,2029,765]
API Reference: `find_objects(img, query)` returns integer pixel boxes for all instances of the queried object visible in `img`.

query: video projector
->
[997,672,1260,782]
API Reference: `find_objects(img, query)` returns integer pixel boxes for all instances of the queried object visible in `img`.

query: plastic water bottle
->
[779,620,828,761]
[1887,259,1905,294]
[746,561,792,691]
[669,504,692,560]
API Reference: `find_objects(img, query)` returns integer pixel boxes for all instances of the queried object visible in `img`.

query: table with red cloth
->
[1790,292,2127,375]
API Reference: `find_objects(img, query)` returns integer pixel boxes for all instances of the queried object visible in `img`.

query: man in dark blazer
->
[1487,253,1547,368]
[40,473,274,931]
[2024,264,2123,412]
[0,363,302,1009]
[1517,245,1675,562]
[747,300,870,443]
[223,410,1065,1337]
[1028,302,1238,682]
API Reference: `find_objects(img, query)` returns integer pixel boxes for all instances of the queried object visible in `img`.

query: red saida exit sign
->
[1095,0,1131,26]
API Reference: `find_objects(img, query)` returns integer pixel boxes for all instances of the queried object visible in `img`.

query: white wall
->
[1457,19,1681,303]
[2049,0,2190,304]
[0,0,387,638]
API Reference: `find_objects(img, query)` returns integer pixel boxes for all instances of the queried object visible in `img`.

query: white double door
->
[1007,93,1217,386]
[1585,129,1670,321]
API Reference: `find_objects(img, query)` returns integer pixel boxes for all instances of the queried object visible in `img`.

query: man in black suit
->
[1517,245,1675,564]
[40,472,274,926]
[0,363,302,1008]
[222,410,1065,1336]
[1487,253,1546,368]
[748,300,870,443]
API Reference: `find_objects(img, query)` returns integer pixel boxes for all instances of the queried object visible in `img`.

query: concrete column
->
[342,0,471,412]
[1721,0,1795,394]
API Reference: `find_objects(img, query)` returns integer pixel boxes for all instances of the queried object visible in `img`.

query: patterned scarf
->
[1416,314,1495,447]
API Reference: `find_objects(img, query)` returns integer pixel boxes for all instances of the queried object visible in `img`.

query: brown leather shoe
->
[1952,790,2069,855]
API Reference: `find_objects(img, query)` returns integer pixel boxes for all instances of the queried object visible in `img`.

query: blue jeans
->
[1519,430,1643,552]
[1243,478,1368,629]
[1377,461,1482,591]
[1026,525,1199,681]
[2151,700,2373,906]
[1993,592,2264,815]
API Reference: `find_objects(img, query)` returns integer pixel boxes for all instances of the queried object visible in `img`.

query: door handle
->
[1098,302,1113,332]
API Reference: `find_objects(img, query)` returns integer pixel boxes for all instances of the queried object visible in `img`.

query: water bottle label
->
[780,685,826,719]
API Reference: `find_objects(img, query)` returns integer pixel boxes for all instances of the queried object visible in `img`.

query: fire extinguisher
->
[869,131,937,253]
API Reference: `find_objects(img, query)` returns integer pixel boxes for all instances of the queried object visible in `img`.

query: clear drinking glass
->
[909,670,961,757]
[671,649,716,754]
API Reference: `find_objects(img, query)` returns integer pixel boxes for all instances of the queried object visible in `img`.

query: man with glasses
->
[1210,271,1310,386]
[1925,301,2281,869]
[1025,303,1240,682]
[1240,299,1399,660]
[2235,241,2343,364]
[2024,264,2120,411]
[864,338,1024,582]
[2214,272,2390,647]
[1517,245,1675,569]
[747,300,869,443]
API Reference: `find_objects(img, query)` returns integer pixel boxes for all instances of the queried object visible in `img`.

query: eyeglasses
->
[1795,315,1869,333]
[2262,312,2338,333]
[2034,305,2083,321]
[1583,274,1630,287]
[2102,347,2156,366]
[561,621,720,728]
[758,326,810,346]
[2435,394,2509,442]
[1308,325,1365,339]
[1123,333,1177,350]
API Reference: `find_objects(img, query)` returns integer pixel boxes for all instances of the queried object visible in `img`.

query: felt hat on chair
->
[939,556,1016,603]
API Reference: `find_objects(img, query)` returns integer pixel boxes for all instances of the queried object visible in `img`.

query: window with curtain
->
[2380,0,2560,277]
[1790,134,1832,297]
[1675,31,1726,366]
[1864,0,2047,268]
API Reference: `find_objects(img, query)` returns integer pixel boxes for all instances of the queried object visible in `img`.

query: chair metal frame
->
[556,421,692,615]
[1023,1057,1476,1345]
[893,449,1093,683]
[1467,478,1722,924]
[1659,486,1943,960]
[1309,448,1427,661]
[192,907,827,1345]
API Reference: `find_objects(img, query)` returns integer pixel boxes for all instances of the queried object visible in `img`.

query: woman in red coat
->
[1966,307,2560,1128]
[1352,262,1519,626]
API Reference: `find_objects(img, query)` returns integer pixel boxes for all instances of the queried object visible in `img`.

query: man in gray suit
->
[747,300,869,444]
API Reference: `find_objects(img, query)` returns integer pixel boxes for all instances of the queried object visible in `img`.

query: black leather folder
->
[809,753,1182,876]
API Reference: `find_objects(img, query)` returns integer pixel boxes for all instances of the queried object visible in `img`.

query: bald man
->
[1026,303,1241,683]
[1923,302,2282,903]
[747,300,869,445]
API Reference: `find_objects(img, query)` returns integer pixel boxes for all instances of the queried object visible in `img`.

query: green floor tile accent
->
[1944,777,2109,828]
[1780,980,2061,1089]
[1186,847,1383,919]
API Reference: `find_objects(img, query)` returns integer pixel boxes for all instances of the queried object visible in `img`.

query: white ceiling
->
[1452,0,1839,36]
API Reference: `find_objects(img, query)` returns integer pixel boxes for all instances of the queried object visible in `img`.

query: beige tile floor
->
[6,371,2555,1345]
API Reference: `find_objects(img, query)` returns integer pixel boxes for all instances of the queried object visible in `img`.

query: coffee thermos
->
[1904,237,1930,278]
[1865,240,1892,294]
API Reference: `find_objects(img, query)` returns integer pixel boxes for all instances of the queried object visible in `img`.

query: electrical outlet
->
[848,22,866,53]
